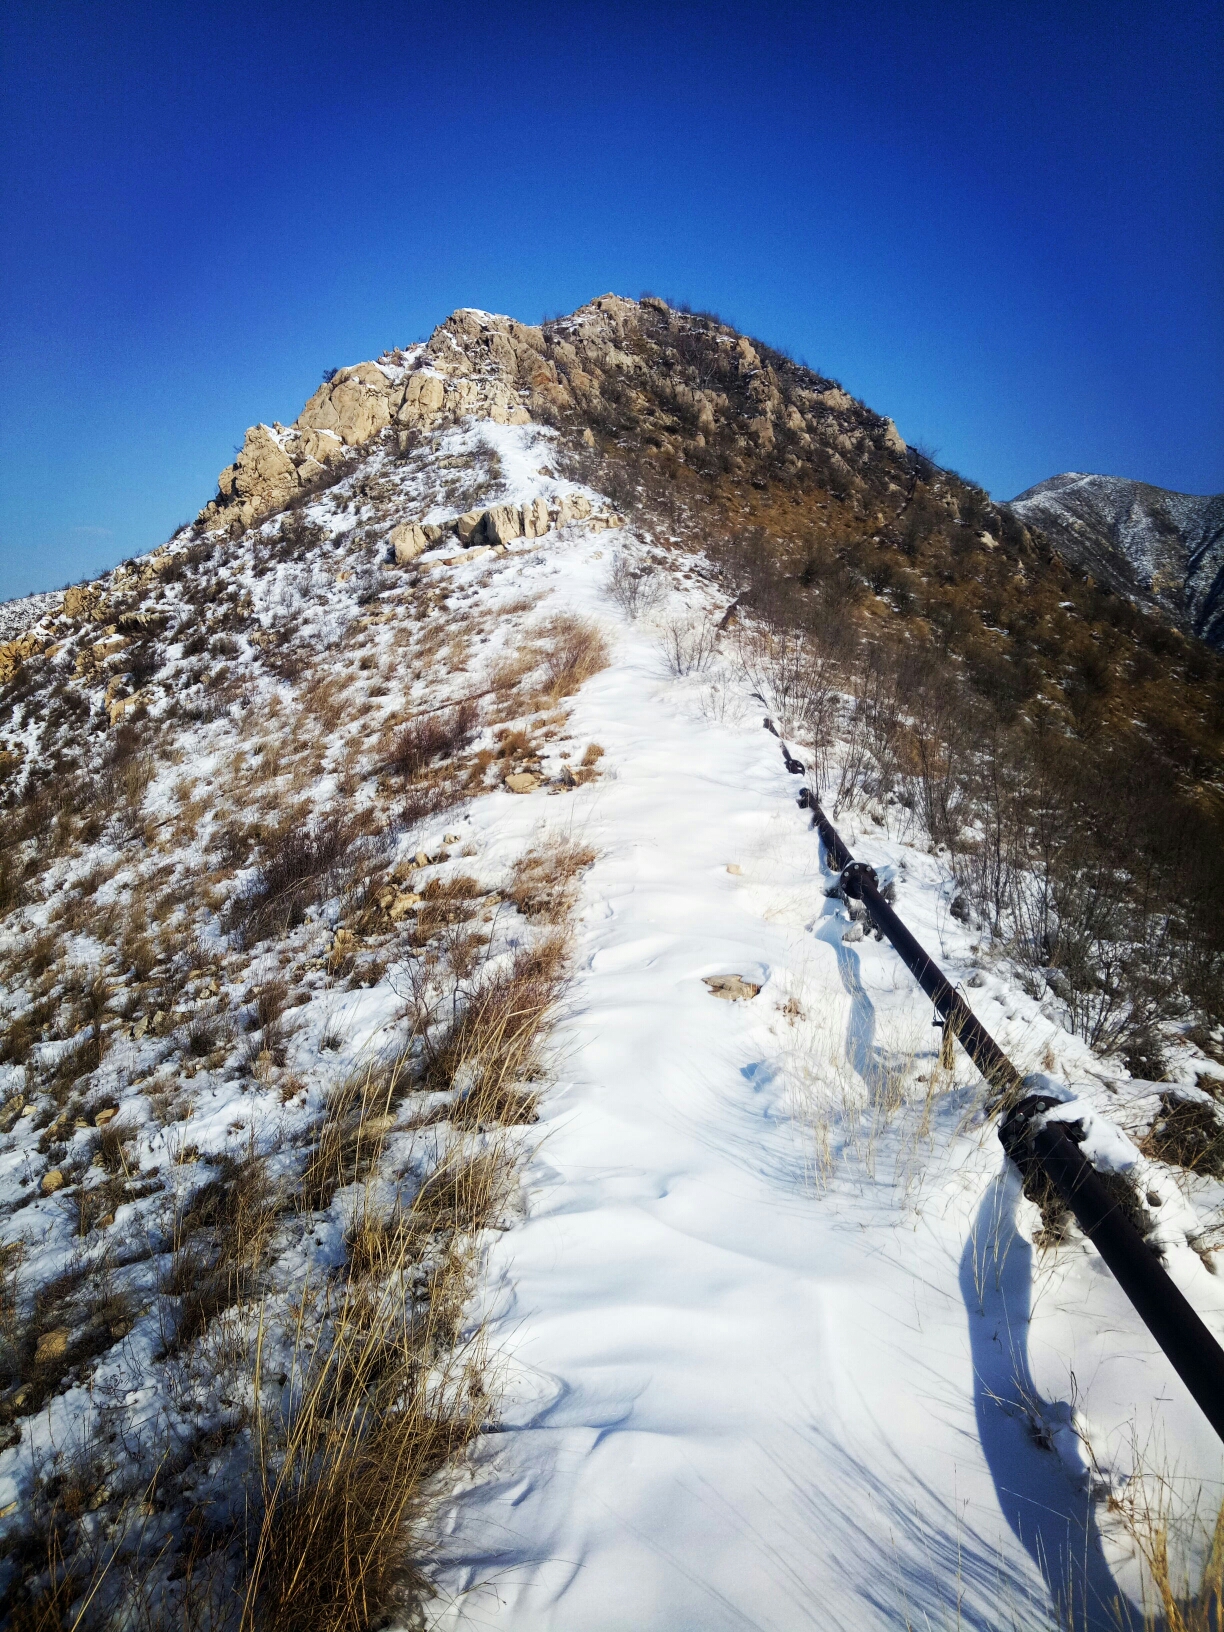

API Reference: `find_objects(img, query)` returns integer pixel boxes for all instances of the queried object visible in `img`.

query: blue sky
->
[2,1,1221,602]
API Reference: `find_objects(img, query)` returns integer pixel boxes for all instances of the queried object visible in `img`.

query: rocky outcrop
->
[389,492,620,563]
[1006,474,1224,649]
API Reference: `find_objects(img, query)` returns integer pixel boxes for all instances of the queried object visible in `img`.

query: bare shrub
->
[1141,1092,1224,1178]
[239,815,375,942]
[658,615,717,677]
[605,551,664,621]
[388,701,477,781]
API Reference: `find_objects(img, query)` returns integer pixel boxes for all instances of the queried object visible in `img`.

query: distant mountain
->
[1005,472,1224,649]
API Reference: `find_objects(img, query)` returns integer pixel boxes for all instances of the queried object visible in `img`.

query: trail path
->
[428,540,1195,1630]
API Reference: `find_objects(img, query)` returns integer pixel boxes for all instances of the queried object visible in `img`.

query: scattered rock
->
[703,975,761,1001]
[387,892,421,922]
[94,1108,118,1126]
[504,773,540,794]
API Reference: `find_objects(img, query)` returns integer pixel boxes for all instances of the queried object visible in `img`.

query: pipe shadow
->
[820,914,909,1103]
[960,1171,1142,1631]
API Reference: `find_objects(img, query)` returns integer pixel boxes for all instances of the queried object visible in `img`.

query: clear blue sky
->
[2,1,1221,602]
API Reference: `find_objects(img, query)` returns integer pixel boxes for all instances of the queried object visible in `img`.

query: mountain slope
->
[0,297,1223,1629]
[1006,472,1224,649]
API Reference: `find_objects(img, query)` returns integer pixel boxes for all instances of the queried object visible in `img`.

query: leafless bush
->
[605,551,664,621]
[388,701,477,780]
[239,815,377,943]
[658,615,717,677]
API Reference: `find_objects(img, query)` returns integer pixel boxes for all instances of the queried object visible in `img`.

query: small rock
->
[504,772,540,794]
[387,892,420,922]
[726,864,742,875]
[40,1170,65,1195]
[1146,1191,1162,1208]
[94,1108,118,1126]
[443,833,460,844]
[414,850,430,867]
[34,1328,70,1364]
[703,975,761,1002]
[841,922,865,943]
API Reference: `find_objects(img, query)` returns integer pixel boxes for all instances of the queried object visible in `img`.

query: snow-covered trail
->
[429,549,1142,1631]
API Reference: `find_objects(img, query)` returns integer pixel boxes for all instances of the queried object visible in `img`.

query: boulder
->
[456,510,485,545]
[62,585,108,622]
[554,493,592,528]
[504,772,540,794]
[390,523,429,564]
[34,1328,70,1364]
[521,496,550,539]
[482,504,523,547]
[296,428,344,465]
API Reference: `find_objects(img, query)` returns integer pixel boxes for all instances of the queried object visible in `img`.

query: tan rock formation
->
[390,523,429,564]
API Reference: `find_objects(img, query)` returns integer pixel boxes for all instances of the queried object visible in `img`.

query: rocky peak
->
[197,294,912,537]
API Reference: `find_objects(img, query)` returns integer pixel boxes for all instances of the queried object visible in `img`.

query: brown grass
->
[242,1218,486,1632]
[539,614,609,700]
[418,935,568,1128]
[507,838,597,924]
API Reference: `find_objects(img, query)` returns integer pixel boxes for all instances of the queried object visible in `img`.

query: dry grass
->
[539,614,609,701]
[300,1054,409,1211]
[507,837,597,924]
[163,1151,278,1352]
[243,1206,488,1632]
[418,936,568,1128]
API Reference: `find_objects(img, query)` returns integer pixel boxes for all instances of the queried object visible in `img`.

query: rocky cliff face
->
[1005,473,1224,650]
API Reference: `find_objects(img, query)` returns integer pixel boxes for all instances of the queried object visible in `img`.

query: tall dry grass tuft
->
[539,614,609,701]
[300,1054,409,1211]
[419,935,569,1127]
[242,1236,486,1632]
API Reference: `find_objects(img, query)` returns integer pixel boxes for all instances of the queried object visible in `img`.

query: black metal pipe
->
[1002,1097,1224,1443]
[799,786,1023,1100]
[800,783,1224,1443]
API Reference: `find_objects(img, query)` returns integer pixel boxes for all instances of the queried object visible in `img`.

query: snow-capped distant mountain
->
[1006,472,1224,648]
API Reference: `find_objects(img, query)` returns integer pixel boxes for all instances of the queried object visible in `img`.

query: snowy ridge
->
[1,372,1223,1625]
[1007,472,1224,649]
